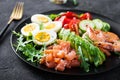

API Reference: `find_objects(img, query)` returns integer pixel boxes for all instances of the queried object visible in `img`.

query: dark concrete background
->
[0,0,120,80]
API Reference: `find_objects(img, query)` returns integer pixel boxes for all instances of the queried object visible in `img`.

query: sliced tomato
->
[63,17,71,24]
[68,17,80,35]
[80,12,92,20]
[55,16,66,22]
[55,15,72,27]
[62,11,79,19]
[55,16,66,26]
[54,11,80,34]
[63,24,69,29]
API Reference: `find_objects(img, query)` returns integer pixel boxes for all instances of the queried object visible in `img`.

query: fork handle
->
[0,23,10,38]
[0,18,13,38]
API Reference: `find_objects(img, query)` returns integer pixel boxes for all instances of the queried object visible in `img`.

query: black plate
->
[10,10,120,76]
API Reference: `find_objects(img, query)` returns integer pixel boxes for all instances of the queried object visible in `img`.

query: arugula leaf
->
[16,34,25,51]
[13,31,44,62]
[21,43,44,62]
[12,31,21,37]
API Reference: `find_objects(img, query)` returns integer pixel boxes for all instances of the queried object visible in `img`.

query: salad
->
[13,11,120,72]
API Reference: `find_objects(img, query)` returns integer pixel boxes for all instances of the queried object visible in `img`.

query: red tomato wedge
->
[62,11,80,19]
[80,12,92,20]
[68,17,80,35]
[55,11,81,35]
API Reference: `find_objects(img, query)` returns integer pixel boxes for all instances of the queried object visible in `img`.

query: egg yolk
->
[35,32,50,42]
[23,24,35,32]
[45,23,55,30]
[37,16,48,23]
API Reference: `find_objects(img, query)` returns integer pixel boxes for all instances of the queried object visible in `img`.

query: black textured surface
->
[0,0,120,80]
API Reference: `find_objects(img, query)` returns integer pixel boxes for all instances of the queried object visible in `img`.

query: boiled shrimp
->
[84,27,120,56]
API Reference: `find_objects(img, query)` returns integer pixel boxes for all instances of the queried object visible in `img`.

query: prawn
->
[84,27,120,56]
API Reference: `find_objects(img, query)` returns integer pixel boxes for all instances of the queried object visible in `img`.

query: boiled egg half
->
[31,14,52,24]
[43,21,62,32]
[33,30,57,45]
[21,23,40,36]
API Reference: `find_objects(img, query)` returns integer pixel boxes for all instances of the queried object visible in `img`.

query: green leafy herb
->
[48,14,59,20]
[20,43,44,62]
[12,31,21,37]
[13,31,44,62]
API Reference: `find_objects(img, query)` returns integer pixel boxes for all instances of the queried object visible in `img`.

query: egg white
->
[31,14,52,24]
[43,21,62,32]
[33,30,57,45]
[21,23,40,37]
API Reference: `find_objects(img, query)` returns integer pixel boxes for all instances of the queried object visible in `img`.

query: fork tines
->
[10,2,24,20]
